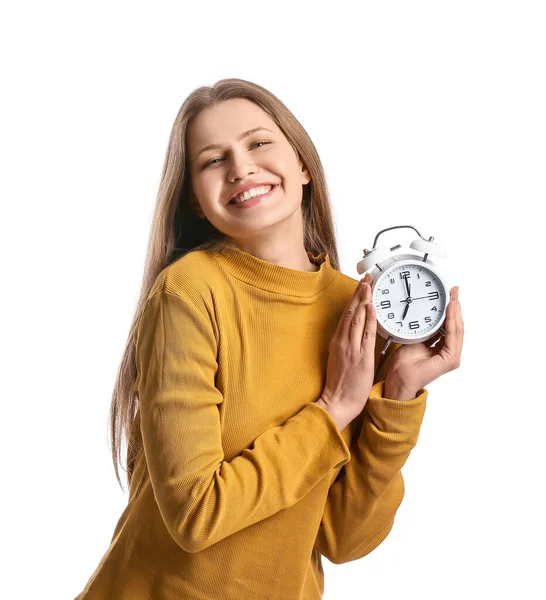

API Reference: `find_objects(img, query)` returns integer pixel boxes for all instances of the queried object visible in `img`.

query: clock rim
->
[370,255,449,344]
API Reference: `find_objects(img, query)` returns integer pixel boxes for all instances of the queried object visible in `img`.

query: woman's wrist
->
[315,397,354,432]
[383,376,419,402]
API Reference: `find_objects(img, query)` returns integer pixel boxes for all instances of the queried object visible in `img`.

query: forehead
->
[187,98,280,152]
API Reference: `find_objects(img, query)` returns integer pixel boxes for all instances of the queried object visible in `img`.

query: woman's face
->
[186,98,311,243]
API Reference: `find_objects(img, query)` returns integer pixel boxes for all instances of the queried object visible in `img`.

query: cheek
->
[195,176,221,203]
[267,154,300,185]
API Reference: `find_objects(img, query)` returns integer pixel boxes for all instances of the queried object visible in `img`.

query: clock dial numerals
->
[373,263,446,337]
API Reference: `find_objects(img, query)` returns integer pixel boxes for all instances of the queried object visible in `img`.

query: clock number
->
[428,291,439,300]
[400,271,410,280]
[390,278,395,284]
[409,321,420,330]
[380,300,391,309]
[425,281,432,287]
[425,316,431,323]
[387,312,395,319]
[381,289,390,295]
[417,273,421,279]
[396,321,403,327]
[431,306,438,311]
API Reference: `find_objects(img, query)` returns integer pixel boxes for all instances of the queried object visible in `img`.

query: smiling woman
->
[73,78,426,600]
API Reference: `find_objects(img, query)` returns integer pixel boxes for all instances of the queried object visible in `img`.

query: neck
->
[224,207,319,272]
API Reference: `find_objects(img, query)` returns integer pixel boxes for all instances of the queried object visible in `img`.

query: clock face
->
[372,261,447,339]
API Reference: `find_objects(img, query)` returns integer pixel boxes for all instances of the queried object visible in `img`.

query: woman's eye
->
[204,158,222,168]
[203,140,271,168]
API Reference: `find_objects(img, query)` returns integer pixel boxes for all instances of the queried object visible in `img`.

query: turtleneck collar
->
[211,248,338,297]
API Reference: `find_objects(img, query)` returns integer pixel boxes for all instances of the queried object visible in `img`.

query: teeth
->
[231,185,272,204]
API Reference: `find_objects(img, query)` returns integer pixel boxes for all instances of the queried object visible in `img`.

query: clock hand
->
[400,294,438,301]
[400,276,412,321]
[404,276,411,298]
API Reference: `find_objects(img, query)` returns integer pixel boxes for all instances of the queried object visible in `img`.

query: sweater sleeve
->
[313,340,427,564]
[134,286,351,554]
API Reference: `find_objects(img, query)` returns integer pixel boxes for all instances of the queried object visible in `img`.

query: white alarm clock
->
[356,225,451,355]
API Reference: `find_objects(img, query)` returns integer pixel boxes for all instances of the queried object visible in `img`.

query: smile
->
[227,184,278,209]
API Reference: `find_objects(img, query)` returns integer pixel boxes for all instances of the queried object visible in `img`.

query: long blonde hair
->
[109,77,342,490]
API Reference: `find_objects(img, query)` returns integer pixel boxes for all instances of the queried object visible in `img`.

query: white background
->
[2,1,544,598]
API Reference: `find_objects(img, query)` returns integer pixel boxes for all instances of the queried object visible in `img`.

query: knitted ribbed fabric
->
[75,247,427,600]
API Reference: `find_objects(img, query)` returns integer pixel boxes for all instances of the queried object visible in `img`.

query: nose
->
[227,149,257,182]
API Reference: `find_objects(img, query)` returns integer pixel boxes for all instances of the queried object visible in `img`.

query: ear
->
[298,157,311,185]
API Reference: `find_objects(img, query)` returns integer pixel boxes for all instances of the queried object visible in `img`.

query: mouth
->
[227,184,279,209]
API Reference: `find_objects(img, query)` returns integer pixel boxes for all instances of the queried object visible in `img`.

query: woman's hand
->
[383,286,464,401]
[317,273,377,430]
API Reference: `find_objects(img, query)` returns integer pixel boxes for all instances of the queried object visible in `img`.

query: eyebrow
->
[196,127,274,158]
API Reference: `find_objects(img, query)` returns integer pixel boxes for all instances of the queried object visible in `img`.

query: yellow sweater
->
[75,248,427,600]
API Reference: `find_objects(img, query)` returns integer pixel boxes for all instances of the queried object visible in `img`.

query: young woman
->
[75,78,464,599]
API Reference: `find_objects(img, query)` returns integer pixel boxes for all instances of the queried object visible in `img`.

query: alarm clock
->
[356,225,451,355]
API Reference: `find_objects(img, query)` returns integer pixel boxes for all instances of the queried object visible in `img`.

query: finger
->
[450,286,464,342]
[349,279,373,350]
[338,280,370,340]
[454,286,464,331]
[453,286,464,352]
[360,302,377,351]
[349,296,369,350]
[362,276,372,303]
[442,286,463,365]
